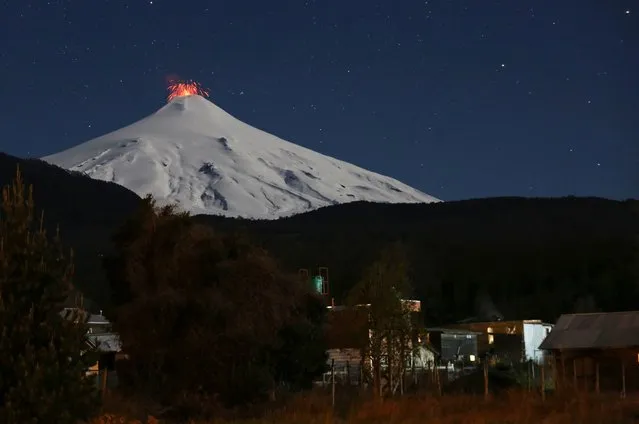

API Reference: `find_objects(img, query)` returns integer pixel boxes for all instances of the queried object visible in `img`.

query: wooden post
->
[584,358,589,393]
[100,368,108,399]
[621,360,626,399]
[540,360,546,401]
[389,349,393,397]
[378,361,383,398]
[573,358,578,391]
[552,354,558,392]
[483,358,489,401]
[411,358,424,390]
[531,359,536,390]
[595,361,600,394]
[331,359,335,408]
[436,360,442,396]
[561,351,566,388]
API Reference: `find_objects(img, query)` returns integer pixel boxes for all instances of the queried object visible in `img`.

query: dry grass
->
[94,390,639,424]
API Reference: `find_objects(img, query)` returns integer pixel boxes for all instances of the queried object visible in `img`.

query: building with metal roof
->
[540,311,639,396]
[540,311,639,351]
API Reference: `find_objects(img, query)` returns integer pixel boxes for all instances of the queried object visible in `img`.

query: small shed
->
[426,328,480,366]
[540,311,639,395]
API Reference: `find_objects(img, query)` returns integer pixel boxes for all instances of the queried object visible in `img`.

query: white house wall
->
[523,323,552,363]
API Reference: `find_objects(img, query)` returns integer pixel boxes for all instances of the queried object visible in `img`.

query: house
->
[61,308,122,388]
[445,319,553,365]
[539,311,639,395]
[322,300,433,385]
[323,305,368,384]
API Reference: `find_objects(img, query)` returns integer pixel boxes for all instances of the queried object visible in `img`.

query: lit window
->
[488,334,494,344]
[469,354,476,362]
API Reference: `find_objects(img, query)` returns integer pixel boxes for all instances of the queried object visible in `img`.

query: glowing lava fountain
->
[166,79,209,102]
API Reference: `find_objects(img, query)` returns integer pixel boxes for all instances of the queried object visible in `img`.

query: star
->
[1,0,635,205]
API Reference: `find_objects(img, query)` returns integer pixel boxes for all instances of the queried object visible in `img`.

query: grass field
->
[93,389,639,424]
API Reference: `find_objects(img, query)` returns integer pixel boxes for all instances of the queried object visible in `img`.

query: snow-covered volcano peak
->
[158,94,227,118]
[43,96,440,219]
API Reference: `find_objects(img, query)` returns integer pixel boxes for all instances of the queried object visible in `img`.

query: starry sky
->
[0,0,637,201]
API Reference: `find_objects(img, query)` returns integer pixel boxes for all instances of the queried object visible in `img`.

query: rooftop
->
[87,333,122,353]
[539,311,639,350]
[427,327,482,335]
[87,313,110,325]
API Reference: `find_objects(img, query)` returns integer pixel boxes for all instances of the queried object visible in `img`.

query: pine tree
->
[0,166,100,423]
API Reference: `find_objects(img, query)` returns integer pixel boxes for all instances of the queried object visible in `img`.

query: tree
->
[104,196,326,417]
[0,167,100,424]
[348,242,417,397]
[271,292,328,392]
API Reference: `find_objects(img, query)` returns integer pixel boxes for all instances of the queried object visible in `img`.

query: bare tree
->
[348,243,416,397]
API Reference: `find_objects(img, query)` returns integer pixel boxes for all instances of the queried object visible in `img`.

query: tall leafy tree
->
[104,196,326,417]
[272,292,328,392]
[0,167,100,424]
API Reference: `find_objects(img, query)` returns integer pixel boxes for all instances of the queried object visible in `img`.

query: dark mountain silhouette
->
[195,197,639,323]
[2,153,637,323]
[0,153,140,306]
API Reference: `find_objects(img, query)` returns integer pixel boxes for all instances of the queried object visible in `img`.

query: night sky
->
[1,0,637,201]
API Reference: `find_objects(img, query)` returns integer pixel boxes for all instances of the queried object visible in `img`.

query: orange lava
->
[166,80,209,102]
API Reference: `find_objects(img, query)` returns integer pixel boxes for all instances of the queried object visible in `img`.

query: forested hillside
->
[0,153,140,306]
[2,153,637,323]
[196,197,639,324]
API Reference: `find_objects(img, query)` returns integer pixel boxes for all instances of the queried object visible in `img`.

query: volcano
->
[43,94,439,218]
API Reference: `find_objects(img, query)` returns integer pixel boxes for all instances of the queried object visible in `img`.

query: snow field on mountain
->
[44,95,439,218]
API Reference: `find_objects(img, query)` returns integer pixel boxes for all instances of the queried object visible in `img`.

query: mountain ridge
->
[43,95,439,219]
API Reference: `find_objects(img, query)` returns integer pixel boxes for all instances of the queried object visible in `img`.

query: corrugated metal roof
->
[88,333,122,353]
[539,311,639,350]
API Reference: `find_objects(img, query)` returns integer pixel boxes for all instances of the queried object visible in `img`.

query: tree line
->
[197,196,639,324]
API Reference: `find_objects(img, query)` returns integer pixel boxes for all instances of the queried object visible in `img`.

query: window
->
[487,327,494,345]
